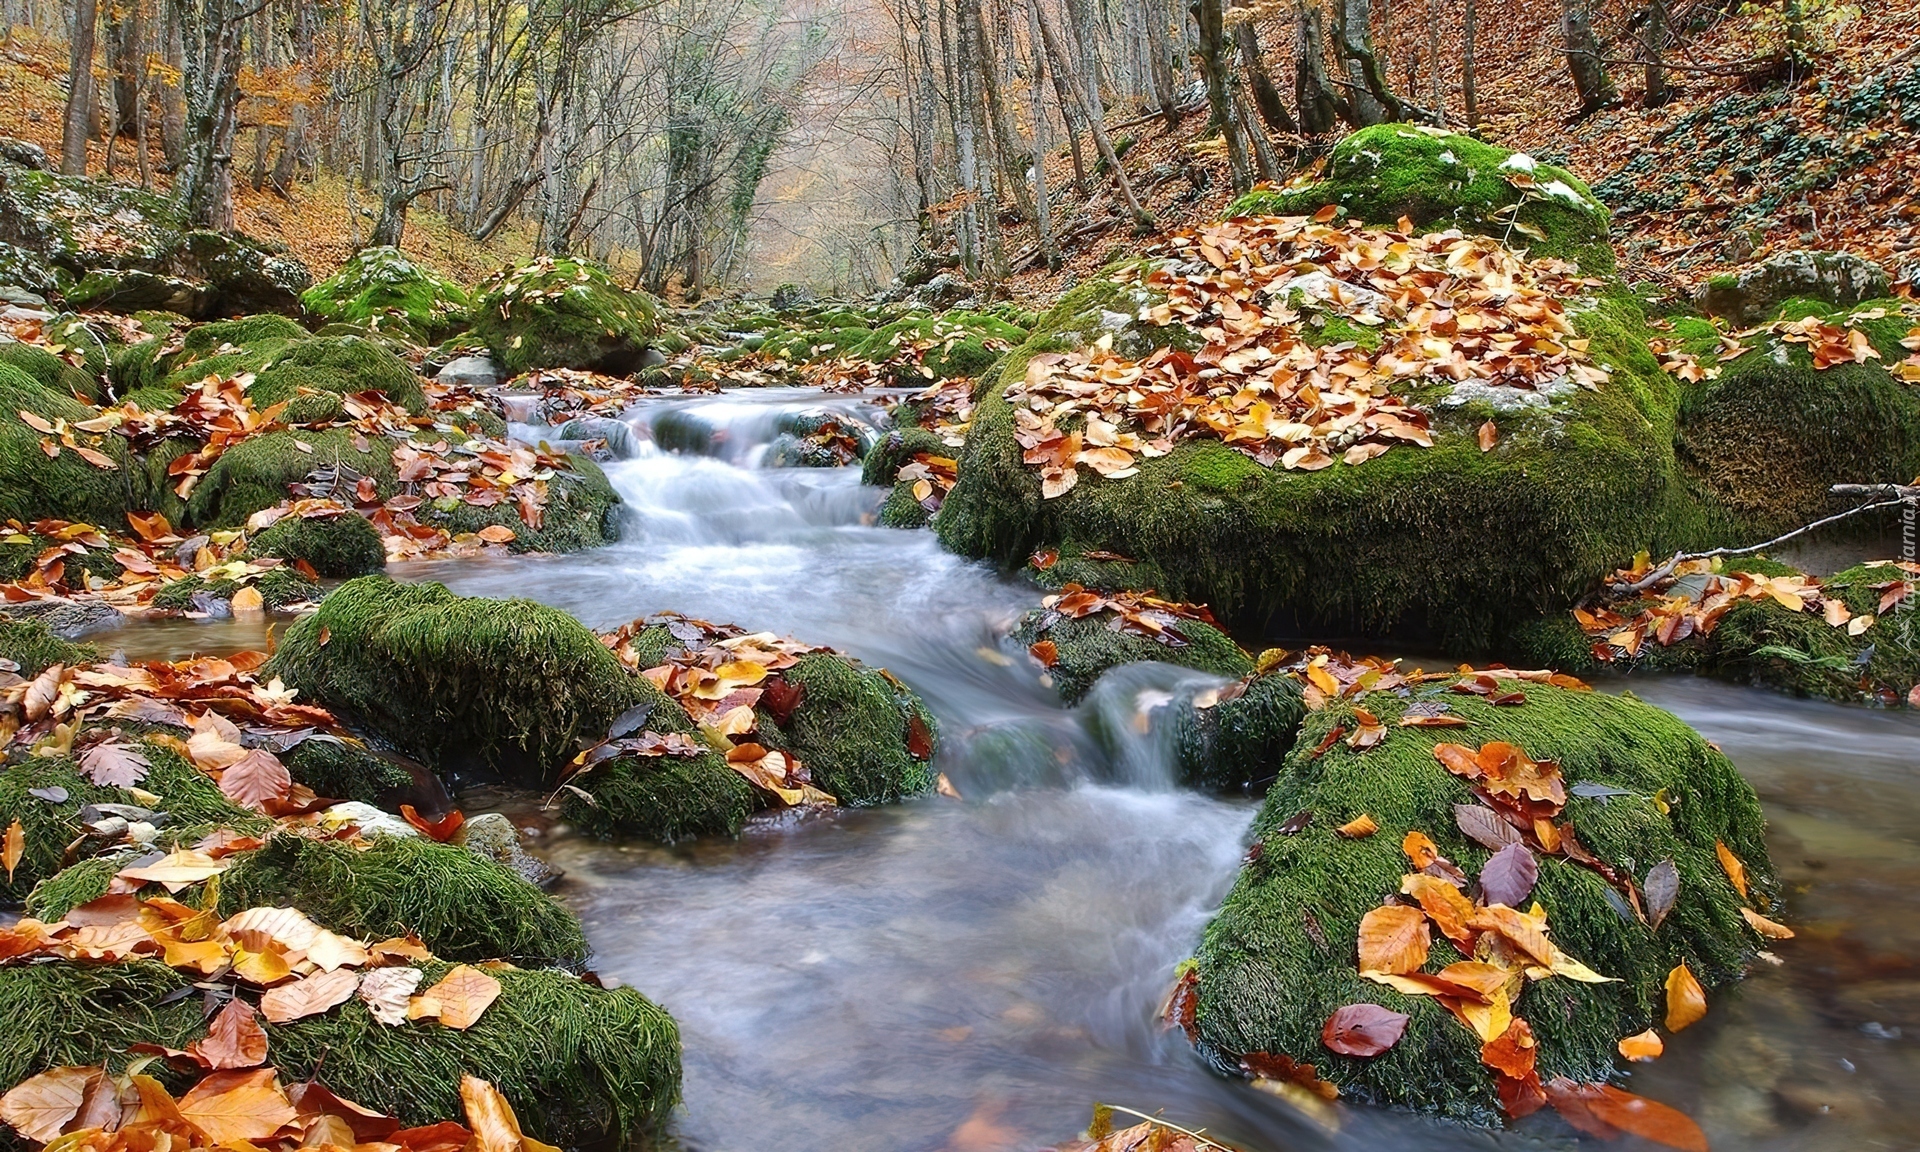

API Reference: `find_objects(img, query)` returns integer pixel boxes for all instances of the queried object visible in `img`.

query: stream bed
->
[97,388,1920,1151]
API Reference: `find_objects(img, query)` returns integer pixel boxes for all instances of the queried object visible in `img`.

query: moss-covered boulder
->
[1515,558,1920,705]
[1697,250,1891,326]
[247,334,428,416]
[184,428,396,530]
[471,258,662,376]
[0,959,677,1146]
[1193,683,1775,1123]
[0,239,60,297]
[0,615,99,677]
[1171,671,1307,793]
[0,338,103,404]
[301,246,472,343]
[762,652,937,805]
[148,566,321,612]
[418,452,622,554]
[848,310,1025,383]
[0,365,135,525]
[64,267,212,317]
[1010,605,1252,705]
[248,512,387,577]
[1673,299,1920,538]
[1227,124,1614,273]
[935,270,1709,651]
[265,577,651,786]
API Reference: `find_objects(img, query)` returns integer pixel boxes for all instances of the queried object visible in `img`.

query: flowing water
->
[97,388,1920,1151]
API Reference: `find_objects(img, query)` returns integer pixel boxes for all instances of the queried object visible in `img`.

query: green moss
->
[862,427,950,487]
[0,339,102,403]
[1011,609,1252,704]
[247,335,428,415]
[301,246,472,343]
[877,481,932,528]
[0,616,98,677]
[0,366,135,526]
[275,736,423,808]
[420,455,621,554]
[186,428,397,529]
[471,258,662,376]
[0,959,678,1146]
[249,513,387,577]
[849,311,1025,383]
[265,577,650,786]
[1677,338,1920,539]
[937,289,1710,651]
[1194,684,1773,1123]
[149,567,320,611]
[1172,672,1307,792]
[755,652,935,806]
[563,744,759,843]
[1228,125,1614,274]
[0,534,122,585]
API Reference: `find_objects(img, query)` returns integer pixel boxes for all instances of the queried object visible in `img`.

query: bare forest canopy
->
[2,0,1913,297]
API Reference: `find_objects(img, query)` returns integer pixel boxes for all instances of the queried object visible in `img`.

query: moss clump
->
[937,287,1711,651]
[0,339,101,403]
[0,365,135,526]
[0,959,678,1147]
[419,455,622,554]
[1172,671,1307,792]
[185,428,397,529]
[1194,684,1773,1123]
[1010,608,1253,704]
[301,246,473,343]
[755,652,935,806]
[1676,311,1920,539]
[1513,560,1920,705]
[471,258,662,376]
[0,615,99,677]
[265,577,650,786]
[1227,125,1614,274]
[877,481,933,528]
[277,736,433,810]
[249,513,387,577]
[849,311,1026,383]
[861,426,951,487]
[148,568,320,612]
[247,334,428,415]
[562,743,759,843]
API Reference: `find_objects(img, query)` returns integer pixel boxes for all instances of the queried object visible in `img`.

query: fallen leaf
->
[400,804,466,842]
[1322,1003,1410,1056]
[360,966,423,1025]
[2,818,21,882]
[1645,859,1680,931]
[1357,904,1430,974]
[1240,1051,1338,1100]
[476,525,517,544]
[1402,830,1440,870]
[416,965,502,1030]
[219,749,292,812]
[176,1067,297,1144]
[1551,1080,1708,1152]
[1480,1017,1536,1078]
[906,712,934,760]
[1618,1029,1664,1061]
[460,1076,560,1152]
[1665,962,1707,1032]
[230,586,264,613]
[189,997,269,1070]
[1477,420,1498,451]
[1336,814,1379,838]
[260,969,361,1023]
[78,741,152,788]
[116,848,229,891]
[1454,803,1520,850]
[1716,840,1749,900]
[1479,842,1538,908]
[0,1065,99,1142]
[1740,907,1794,939]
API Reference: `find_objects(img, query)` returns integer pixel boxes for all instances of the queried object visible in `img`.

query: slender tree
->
[60,0,101,174]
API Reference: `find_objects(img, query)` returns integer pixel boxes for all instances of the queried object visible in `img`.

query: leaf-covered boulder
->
[0,959,677,1147]
[1191,681,1777,1124]
[0,364,135,526]
[471,257,662,376]
[1226,124,1615,274]
[265,577,649,786]
[301,246,473,343]
[933,220,1709,651]
[1010,597,1252,705]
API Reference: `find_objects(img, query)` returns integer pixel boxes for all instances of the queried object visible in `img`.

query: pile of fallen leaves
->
[1652,306,1920,383]
[895,376,974,447]
[1048,1105,1242,1152]
[585,614,841,807]
[1576,555,1907,661]
[892,452,957,514]
[2,513,317,614]
[1008,214,1608,496]
[1021,583,1223,668]
[0,646,352,819]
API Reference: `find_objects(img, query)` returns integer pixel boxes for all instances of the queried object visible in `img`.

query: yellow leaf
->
[1356,904,1429,974]
[1335,814,1379,838]
[176,1068,296,1144]
[460,1076,560,1152]
[417,964,502,1030]
[1617,1029,1663,1062]
[116,849,229,892]
[230,586,264,613]
[1716,840,1749,900]
[2,818,22,882]
[1740,907,1794,939]
[1665,962,1707,1032]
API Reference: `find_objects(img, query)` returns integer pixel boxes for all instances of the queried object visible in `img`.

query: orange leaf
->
[261,969,361,1024]
[1577,1083,1708,1152]
[176,1068,297,1145]
[1480,1018,1537,1078]
[416,964,502,1030]
[0,1065,100,1142]
[1432,743,1481,780]
[189,997,269,1070]
[1336,814,1379,838]
[2,817,21,882]
[460,1076,560,1152]
[1740,907,1794,939]
[1477,420,1497,452]
[1028,639,1058,668]
[1401,874,1477,948]
[1467,904,1554,966]
[400,804,466,842]
[1401,830,1439,869]
[1665,963,1707,1032]
[1618,1029,1664,1062]
[1357,904,1430,974]
[476,525,517,543]
[1715,840,1749,900]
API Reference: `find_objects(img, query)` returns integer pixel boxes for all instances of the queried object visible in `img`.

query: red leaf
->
[905,712,934,760]
[1321,1003,1409,1056]
[219,749,292,812]
[1497,1070,1548,1119]
[401,805,466,842]
[1546,1080,1707,1152]
[762,678,805,726]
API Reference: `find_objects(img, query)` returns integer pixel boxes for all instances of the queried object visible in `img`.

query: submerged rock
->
[1192,680,1778,1124]
[461,811,562,888]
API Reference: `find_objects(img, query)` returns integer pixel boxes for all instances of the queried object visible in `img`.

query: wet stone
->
[462,812,562,889]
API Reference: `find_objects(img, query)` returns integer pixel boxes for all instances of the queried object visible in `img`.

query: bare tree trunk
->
[1235,9,1296,134]
[1642,0,1669,108]
[1036,0,1153,231]
[1194,0,1250,190]
[1294,1,1344,135]
[1040,1,1092,196]
[963,0,1034,222]
[1426,0,1443,121]
[106,0,141,138]
[60,0,100,174]
[1025,0,1058,268]
[1560,0,1618,116]
[1462,0,1478,126]
[1142,0,1178,128]
[170,0,245,229]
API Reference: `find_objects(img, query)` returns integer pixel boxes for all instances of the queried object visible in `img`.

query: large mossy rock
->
[0,337,104,404]
[1673,299,1920,538]
[0,162,309,316]
[1514,559,1920,706]
[183,427,396,530]
[248,512,388,577]
[265,577,652,786]
[0,959,678,1147]
[1192,683,1775,1123]
[471,258,662,376]
[1697,250,1891,326]
[0,365,136,526]
[1227,124,1614,274]
[302,246,473,343]
[935,278,1709,650]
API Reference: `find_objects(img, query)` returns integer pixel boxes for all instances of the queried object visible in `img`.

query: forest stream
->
[88,387,1920,1152]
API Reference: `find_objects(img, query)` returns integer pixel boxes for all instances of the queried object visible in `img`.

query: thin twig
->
[1095,1105,1235,1152]
[1608,491,1914,594]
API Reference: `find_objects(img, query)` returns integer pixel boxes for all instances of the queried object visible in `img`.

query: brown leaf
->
[260,969,361,1024]
[0,1065,100,1142]
[1335,814,1379,838]
[461,1076,561,1152]
[1454,803,1520,850]
[476,525,517,543]
[1161,969,1198,1041]
[393,1121,475,1152]
[1665,962,1707,1032]
[1322,1003,1409,1056]
[1357,904,1430,974]
[176,1067,297,1145]
[1240,1052,1339,1100]
[906,712,934,760]
[1028,639,1059,668]
[286,1080,399,1142]
[1477,421,1498,452]
[1645,858,1680,931]
[189,997,269,1070]
[79,741,152,788]
[1478,842,1538,908]
[219,748,292,812]
[1556,1081,1709,1152]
